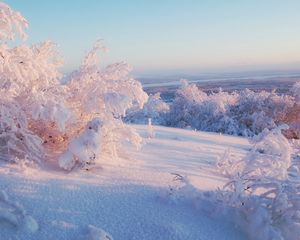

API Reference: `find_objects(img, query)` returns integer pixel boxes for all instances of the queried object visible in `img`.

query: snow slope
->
[0,125,251,240]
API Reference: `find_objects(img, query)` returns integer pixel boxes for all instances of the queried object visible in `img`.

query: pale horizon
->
[5,0,300,77]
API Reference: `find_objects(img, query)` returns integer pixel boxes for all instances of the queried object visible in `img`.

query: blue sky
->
[5,0,300,75]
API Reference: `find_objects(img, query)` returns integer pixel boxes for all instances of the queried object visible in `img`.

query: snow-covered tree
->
[166,80,295,137]
[0,3,69,164]
[0,3,148,170]
[0,2,28,42]
[57,41,148,170]
[167,80,238,132]
[167,79,208,128]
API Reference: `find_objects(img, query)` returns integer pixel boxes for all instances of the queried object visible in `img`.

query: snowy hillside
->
[0,125,250,240]
[1,2,300,240]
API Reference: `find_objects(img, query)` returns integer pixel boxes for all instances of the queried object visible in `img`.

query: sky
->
[4,0,300,76]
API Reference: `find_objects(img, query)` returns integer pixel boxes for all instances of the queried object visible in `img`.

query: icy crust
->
[0,2,28,41]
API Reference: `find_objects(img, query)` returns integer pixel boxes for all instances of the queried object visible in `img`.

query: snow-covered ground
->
[0,125,251,240]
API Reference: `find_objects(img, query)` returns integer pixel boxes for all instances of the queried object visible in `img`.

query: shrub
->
[0,3,148,170]
[216,125,300,240]
[166,80,295,138]
[125,92,169,125]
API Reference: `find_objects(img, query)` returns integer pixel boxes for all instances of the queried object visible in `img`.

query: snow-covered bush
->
[166,79,207,128]
[162,173,201,205]
[58,118,103,171]
[167,80,239,133]
[0,3,67,163]
[230,89,293,136]
[58,41,148,170]
[291,81,300,102]
[281,81,300,139]
[0,97,42,163]
[0,3,148,170]
[216,125,300,240]
[166,80,295,138]
[125,92,169,125]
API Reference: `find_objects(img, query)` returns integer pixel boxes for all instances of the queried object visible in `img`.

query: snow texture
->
[84,225,113,240]
[0,190,38,234]
[0,125,250,240]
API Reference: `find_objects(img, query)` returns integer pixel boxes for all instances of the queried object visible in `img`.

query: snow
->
[1,2,298,240]
[0,189,38,235]
[85,225,113,240]
[58,118,103,171]
[0,125,250,240]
